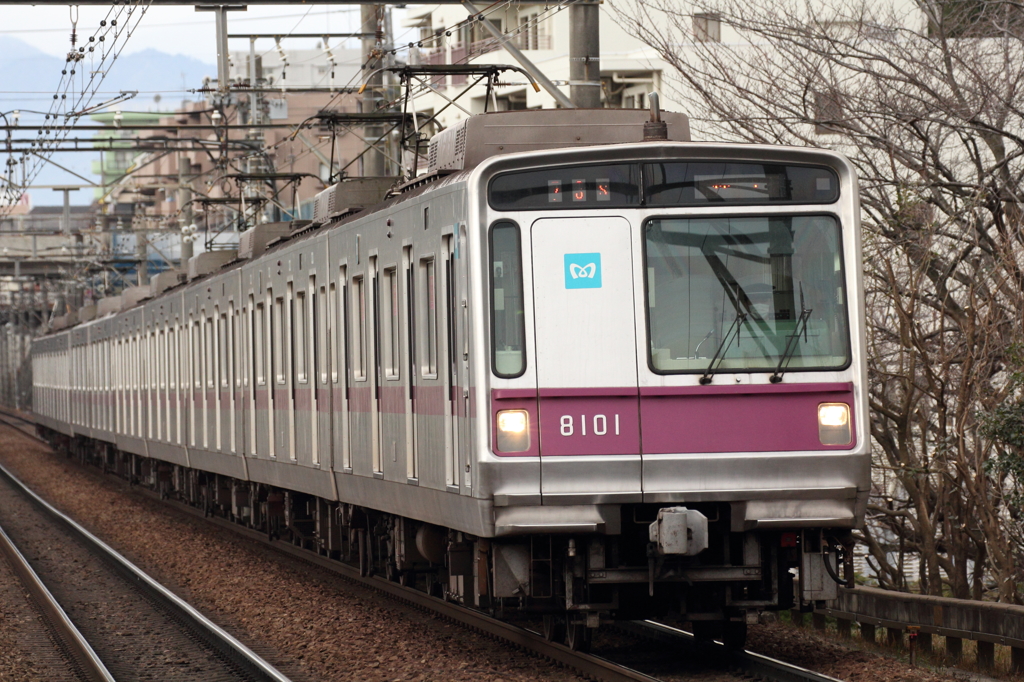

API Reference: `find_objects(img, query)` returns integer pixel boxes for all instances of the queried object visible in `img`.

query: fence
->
[808,585,1024,672]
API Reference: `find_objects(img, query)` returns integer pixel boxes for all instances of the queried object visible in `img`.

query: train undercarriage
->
[49,428,852,651]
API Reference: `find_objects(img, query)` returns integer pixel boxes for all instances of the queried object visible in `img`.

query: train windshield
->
[644,215,850,374]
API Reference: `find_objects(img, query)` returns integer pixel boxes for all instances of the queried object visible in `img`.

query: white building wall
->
[404,0,926,142]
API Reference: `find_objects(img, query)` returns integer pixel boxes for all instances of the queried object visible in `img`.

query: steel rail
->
[0,460,294,682]
[0,522,115,682]
[616,620,846,682]
[153,495,664,682]
[6,413,845,682]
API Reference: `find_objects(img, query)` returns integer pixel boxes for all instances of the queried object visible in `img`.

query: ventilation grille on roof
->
[426,109,690,173]
[313,185,337,224]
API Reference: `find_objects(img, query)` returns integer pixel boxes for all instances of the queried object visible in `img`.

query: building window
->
[814,90,844,135]
[693,13,721,42]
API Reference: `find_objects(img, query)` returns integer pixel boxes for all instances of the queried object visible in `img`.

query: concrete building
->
[228,44,364,92]
[402,3,682,129]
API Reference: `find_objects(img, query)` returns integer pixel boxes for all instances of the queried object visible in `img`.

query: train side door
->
[442,233,463,490]
[530,216,642,499]
[370,256,383,475]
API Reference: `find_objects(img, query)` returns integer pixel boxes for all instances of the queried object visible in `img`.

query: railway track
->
[0,412,843,682]
[0,458,291,682]
[135,489,847,682]
[0,518,111,681]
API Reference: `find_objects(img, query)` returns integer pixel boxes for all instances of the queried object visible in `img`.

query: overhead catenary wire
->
[3,0,565,229]
[0,7,360,35]
[1,2,152,219]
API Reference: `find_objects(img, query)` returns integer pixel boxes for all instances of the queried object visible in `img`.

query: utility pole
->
[136,218,149,286]
[179,155,194,267]
[361,4,387,177]
[196,5,246,95]
[53,186,83,308]
[569,0,601,108]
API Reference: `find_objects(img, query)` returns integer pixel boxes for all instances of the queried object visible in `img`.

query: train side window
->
[352,276,366,381]
[274,294,285,385]
[158,327,166,391]
[419,258,437,377]
[255,301,266,386]
[206,316,215,390]
[318,282,328,384]
[219,313,229,389]
[295,287,308,384]
[242,306,249,394]
[489,221,527,378]
[383,266,400,380]
[168,325,176,396]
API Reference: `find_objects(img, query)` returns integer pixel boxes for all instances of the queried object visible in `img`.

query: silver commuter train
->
[31,108,869,649]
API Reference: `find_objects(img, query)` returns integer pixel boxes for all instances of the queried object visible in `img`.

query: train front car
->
[466,119,868,648]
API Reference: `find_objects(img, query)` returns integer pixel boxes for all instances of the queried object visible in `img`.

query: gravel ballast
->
[0,427,995,682]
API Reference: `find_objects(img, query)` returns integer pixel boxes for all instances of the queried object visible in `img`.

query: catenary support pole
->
[195,5,246,94]
[569,0,601,108]
[362,4,387,177]
[178,155,194,268]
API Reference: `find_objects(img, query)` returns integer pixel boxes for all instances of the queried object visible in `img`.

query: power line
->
[0,7,360,35]
[2,2,152,217]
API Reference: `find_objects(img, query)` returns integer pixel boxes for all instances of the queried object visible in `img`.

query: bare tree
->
[617,0,1024,601]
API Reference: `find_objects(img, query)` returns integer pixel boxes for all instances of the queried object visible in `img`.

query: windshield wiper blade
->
[770,284,812,384]
[700,311,746,385]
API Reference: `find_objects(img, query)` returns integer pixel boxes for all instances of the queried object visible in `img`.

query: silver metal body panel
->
[188,447,248,480]
[33,139,869,538]
[471,142,870,529]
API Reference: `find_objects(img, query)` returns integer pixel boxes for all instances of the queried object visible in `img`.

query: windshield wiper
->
[770,284,812,384]
[699,311,746,385]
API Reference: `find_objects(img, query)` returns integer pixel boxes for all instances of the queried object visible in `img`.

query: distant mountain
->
[0,36,215,109]
[0,35,49,66]
[0,37,215,206]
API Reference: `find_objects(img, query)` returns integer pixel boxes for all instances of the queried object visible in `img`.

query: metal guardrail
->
[813,585,1024,672]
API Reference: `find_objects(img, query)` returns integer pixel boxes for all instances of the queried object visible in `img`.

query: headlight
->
[496,409,530,452]
[818,403,851,445]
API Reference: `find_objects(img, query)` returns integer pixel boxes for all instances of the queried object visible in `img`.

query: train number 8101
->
[559,414,621,437]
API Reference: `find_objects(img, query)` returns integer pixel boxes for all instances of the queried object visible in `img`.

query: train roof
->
[40,109,859,339]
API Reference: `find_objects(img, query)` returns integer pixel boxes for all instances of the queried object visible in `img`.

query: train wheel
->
[357,529,370,577]
[542,615,565,643]
[692,621,724,643]
[723,621,747,650]
[425,574,444,598]
[566,621,591,652]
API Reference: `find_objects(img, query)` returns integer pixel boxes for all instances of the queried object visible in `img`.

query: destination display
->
[488,161,839,210]
[644,162,840,205]
[489,163,640,210]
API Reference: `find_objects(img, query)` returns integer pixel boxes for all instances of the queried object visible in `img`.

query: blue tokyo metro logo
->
[564,253,602,289]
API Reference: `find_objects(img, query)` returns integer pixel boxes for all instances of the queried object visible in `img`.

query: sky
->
[0,4,385,62]
[0,4,418,206]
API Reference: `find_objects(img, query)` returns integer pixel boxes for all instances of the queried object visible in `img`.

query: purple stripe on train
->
[491,383,856,456]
